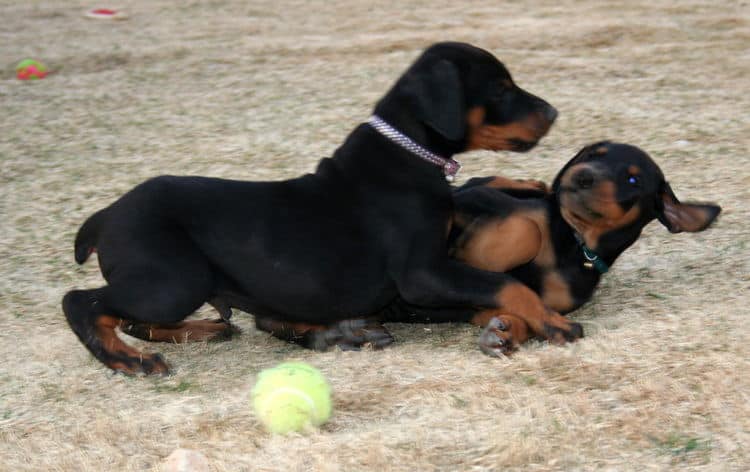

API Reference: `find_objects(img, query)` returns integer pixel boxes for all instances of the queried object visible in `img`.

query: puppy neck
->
[373,101,466,158]
[547,193,642,272]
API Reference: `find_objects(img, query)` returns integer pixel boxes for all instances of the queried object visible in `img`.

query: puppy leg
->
[398,259,583,344]
[63,262,213,375]
[255,317,394,351]
[120,319,240,343]
[326,319,394,351]
[470,311,530,357]
[482,176,549,193]
[208,296,233,321]
[63,288,170,375]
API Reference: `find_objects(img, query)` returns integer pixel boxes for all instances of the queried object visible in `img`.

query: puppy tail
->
[74,209,106,264]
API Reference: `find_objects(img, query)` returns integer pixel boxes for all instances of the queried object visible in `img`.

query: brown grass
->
[1,0,749,470]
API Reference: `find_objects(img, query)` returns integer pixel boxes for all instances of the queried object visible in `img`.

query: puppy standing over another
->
[63,42,561,375]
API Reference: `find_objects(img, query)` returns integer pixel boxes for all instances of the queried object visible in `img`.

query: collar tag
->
[574,233,609,273]
[581,245,609,274]
[444,161,461,182]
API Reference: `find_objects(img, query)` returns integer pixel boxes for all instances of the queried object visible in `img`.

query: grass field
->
[1,0,749,470]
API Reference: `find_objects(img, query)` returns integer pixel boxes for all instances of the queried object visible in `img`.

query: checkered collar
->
[368,115,461,182]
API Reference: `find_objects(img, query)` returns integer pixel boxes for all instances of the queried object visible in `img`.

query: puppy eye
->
[627,175,640,186]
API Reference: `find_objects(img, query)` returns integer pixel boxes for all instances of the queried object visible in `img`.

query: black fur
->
[385,142,721,354]
[62,42,557,373]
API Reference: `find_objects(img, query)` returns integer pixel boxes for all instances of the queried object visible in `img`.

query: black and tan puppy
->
[383,142,721,355]
[62,42,560,374]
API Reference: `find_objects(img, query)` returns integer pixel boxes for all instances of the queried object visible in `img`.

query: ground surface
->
[1,1,749,470]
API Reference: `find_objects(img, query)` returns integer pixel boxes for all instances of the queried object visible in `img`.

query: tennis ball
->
[16,59,47,80]
[252,362,332,434]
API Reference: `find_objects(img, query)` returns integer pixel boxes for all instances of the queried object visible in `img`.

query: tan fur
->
[466,106,550,151]
[456,216,541,272]
[541,271,575,312]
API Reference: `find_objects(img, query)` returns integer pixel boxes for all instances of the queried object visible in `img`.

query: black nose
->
[544,105,558,123]
[575,168,595,189]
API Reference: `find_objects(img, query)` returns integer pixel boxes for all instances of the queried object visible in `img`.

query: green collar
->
[572,233,609,273]
[581,244,609,274]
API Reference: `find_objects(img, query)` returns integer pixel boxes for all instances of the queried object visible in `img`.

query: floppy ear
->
[405,59,465,141]
[657,182,721,233]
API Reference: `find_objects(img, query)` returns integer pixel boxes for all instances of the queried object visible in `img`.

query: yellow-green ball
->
[252,362,332,434]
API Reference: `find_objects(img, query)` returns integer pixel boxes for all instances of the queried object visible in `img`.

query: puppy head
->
[378,42,557,152]
[553,142,721,252]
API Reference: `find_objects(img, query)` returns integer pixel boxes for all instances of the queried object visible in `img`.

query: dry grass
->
[1,0,749,470]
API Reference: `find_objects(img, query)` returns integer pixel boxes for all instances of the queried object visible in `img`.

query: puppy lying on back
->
[384,141,721,355]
